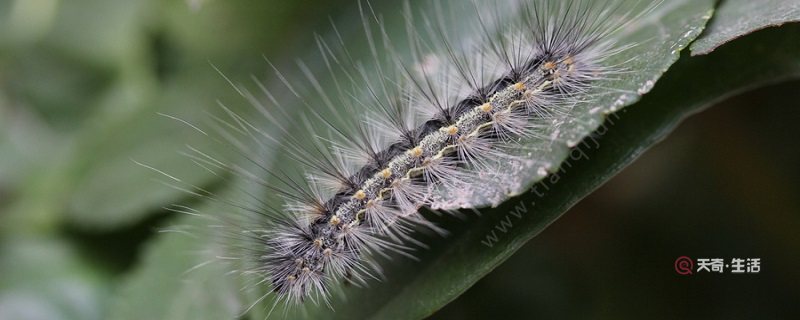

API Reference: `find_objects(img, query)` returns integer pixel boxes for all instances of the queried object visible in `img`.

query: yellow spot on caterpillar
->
[365,199,375,208]
[563,56,574,65]
[543,61,557,70]
[302,267,310,274]
[330,215,341,225]
[409,146,423,158]
[323,248,333,256]
[353,190,366,200]
[447,126,458,135]
[513,82,525,91]
[441,125,458,135]
[287,275,296,281]
[479,102,493,113]
[313,238,323,248]
[380,168,392,179]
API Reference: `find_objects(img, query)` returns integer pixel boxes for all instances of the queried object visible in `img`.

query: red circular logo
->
[675,256,693,275]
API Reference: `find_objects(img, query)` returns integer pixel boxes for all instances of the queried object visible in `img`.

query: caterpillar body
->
[172,0,660,314]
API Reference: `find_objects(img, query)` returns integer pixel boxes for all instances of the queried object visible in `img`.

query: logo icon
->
[675,256,694,275]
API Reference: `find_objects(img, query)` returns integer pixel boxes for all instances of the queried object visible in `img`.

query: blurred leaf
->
[1,0,59,46]
[43,0,153,68]
[0,96,60,195]
[0,0,160,231]
[691,0,800,55]
[0,237,112,320]
[58,0,350,230]
[3,52,115,131]
[64,74,223,229]
[107,199,241,320]
[108,195,243,320]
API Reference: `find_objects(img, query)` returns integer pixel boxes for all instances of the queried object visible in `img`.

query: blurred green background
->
[0,0,798,319]
[0,1,351,319]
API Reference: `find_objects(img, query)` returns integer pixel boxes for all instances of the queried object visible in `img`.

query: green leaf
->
[107,206,241,320]
[484,0,716,207]
[0,237,112,320]
[64,75,229,229]
[691,0,800,55]
[316,23,800,320]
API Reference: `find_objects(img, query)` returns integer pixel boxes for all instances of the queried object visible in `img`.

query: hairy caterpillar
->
[157,0,667,315]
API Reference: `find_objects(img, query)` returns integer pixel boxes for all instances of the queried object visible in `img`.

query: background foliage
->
[1,0,798,319]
